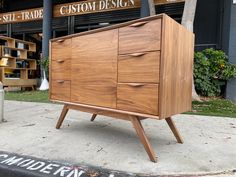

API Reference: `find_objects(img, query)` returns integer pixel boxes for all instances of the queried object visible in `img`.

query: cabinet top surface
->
[51,13,167,42]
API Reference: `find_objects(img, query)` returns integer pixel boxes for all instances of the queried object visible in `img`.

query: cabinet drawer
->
[50,80,70,101]
[71,84,116,108]
[51,38,71,60]
[119,19,161,54]
[118,51,160,83]
[117,83,158,115]
[51,59,71,80]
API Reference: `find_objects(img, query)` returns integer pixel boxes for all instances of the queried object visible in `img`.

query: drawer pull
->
[129,21,148,27]
[128,53,146,57]
[57,60,65,63]
[57,39,65,43]
[57,80,65,84]
[128,83,145,87]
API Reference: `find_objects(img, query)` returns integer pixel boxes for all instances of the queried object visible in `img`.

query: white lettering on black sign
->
[0,152,129,177]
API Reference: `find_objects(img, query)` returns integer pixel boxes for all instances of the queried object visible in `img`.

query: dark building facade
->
[0,0,235,102]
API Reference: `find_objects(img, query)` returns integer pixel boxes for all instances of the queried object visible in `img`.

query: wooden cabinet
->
[50,14,194,118]
[50,14,194,162]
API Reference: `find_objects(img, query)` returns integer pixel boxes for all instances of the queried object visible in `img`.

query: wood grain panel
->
[117,83,158,115]
[118,51,160,83]
[51,38,71,60]
[71,84,116,108]
[159,14,194,119]
[51,80,71,101]
[51,59,71,80]
[71,29,118,85]
[119,19,161,54]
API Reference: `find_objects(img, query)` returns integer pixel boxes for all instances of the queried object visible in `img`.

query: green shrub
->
[194,48,236,97]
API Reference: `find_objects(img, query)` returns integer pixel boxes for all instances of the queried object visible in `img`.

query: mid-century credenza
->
[50,14,194,162]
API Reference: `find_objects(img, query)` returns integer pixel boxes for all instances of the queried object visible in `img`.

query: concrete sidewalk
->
[0,101,236,176]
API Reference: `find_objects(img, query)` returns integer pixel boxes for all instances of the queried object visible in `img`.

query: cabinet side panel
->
[159,15,194,119]
[49,41,52,100]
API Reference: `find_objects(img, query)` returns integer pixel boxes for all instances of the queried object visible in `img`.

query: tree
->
[148,0,156,16]
[145,0,201,101]
[181,0,201,101]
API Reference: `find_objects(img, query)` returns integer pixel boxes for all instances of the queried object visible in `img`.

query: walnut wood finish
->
[159,15,194,119]
[119,19,161,54]
[129,116,157,162]
[56,105,69,129]
[90,114,97,122]
[118,51,160,83]
[51,38,71,61]
[51,80,71,101]
[51,59,71,80]
[117,84,159,115]
[165,117,183,143]
[71,30,117,85]
[71,84,117,108]
[71,30,118,108]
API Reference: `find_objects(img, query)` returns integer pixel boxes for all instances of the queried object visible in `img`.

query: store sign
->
[0,0,185,25]
[53,0,137,17]
[0,8,43,24]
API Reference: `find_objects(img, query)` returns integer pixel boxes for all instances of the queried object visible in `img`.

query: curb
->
[0,151,136,177]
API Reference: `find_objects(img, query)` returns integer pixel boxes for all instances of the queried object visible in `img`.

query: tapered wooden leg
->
[165,117,183,144]
[56,105,69,129]
[90,114,97,122]
[129,116,157,162]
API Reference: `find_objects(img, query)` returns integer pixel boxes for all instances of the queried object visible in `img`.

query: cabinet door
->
[71,29,118,108]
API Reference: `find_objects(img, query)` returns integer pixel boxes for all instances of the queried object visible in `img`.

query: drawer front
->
[50,80,70,101]
[118,51,160,83]
[51,59,71,80]
[117,83,158,115]
[71,84,116,108]
[51,38,71,60]
[119,19,161,54]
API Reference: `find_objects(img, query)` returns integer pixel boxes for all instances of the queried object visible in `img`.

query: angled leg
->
[90,114,97,122]
[56,105,69,129]
[129,116,157,162]
[165,117,183,144]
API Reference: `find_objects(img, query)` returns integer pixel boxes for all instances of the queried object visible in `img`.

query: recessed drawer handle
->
[128,83,145,87]
[57,80,65,84]
[57,60,65,63]
[57,39,65,43]
[129,21,148,27]
[128,53,146,57]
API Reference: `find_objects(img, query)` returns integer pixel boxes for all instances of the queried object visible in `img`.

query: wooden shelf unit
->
[50,14,194,162]
[0,36,37,88]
